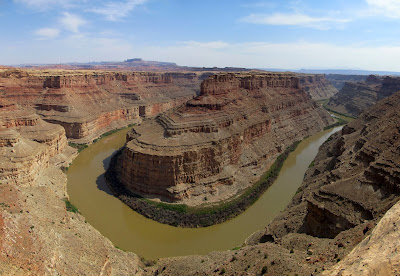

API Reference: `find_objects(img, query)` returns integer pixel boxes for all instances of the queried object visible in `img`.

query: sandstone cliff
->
[326,74,400,117]
[116,72,334,205]
[298,74,338,100]
[0,69,201,143]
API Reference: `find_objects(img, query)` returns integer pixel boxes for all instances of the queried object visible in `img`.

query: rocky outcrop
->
[0,69,201,142]
[0,105,143,275]
[298,74,338,100]
[326,75,400,117]
[115,72,334,205]
[0,104,69,185]
[323,200,400,275]
[258,90,400,266]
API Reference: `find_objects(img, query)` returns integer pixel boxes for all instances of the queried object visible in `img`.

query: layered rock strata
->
[298,74,338,100]
[264,90,400,240]
[0,102,69,185]
[0,69,202,142]
[0,103,143,274]
[326,74,400,117]
[116,72,334,205]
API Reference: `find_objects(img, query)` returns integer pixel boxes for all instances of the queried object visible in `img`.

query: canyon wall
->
[298,74,338,100]
[326,74,368,90]
[116,72,334,205]
[0,69,201,142]
[265,90,400,240]
[326,75,400,117]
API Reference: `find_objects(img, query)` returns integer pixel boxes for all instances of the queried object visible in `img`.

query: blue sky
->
[1,0,400,70]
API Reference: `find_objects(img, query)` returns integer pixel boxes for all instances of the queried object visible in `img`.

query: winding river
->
[67,126,342,260]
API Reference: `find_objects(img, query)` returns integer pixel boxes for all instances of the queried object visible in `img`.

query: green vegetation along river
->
[67,126,342,260]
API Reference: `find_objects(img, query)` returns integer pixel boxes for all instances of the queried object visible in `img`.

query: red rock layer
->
[117,72,335,205]
[0,69,201,141]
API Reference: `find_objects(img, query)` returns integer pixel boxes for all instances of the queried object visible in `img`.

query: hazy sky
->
[1,0,400,70]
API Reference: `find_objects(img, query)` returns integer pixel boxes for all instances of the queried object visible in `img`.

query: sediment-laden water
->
[67,126,342,259]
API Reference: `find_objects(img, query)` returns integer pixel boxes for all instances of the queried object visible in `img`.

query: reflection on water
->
[67,126,341,259]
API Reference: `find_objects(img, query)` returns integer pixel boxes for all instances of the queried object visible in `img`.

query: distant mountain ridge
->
[16,58,254,72]
[262,68,400,76]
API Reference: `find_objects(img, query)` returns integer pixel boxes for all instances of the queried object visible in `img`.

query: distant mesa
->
[125,58,143,62]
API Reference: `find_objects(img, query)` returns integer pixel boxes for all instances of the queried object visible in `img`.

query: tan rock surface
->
[323,200,400,276]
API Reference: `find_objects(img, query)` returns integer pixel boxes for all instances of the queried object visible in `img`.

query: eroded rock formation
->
[0,100,69,185]
[326,74,400,117]
[264,89,400,241]
[298,74,338,100]
[116,72,334,205]
[0,69,202,142]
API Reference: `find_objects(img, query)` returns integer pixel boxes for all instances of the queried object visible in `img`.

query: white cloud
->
[366,0,400,18]
[59,12,86,33]
[133,41,400,72]
[182,41,229,49]
[241,13,350,29]
[3,37,400,72]
[14,0,81,10]
[34,27,60,39]
[89,0,148,21]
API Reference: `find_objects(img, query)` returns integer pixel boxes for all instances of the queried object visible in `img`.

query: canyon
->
[326,74,400,117]
[114,72,334,206]
[1,64,399,275]
[147,86,400,276]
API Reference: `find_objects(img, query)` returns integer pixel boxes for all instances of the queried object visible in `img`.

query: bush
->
[64,199,79,213]
[68,142,88,153]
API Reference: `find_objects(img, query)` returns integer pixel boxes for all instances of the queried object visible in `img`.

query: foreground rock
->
[326,74,400,117]
[115,72,334,206]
